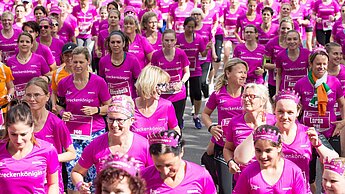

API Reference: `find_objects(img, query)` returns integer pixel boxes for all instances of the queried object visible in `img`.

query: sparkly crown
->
[107,95,134,117]
[148,131,180,147]
[275,89,300,104]
[100,153,140,176]
[324,158,345,176]
[253,125,281,143]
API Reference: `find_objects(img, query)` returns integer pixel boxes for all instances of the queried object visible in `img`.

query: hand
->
[254,67,264,76]
[316,17,322,23]
[96,50,102,58]
[173,81,183,91]
[62,111,72,121]
[306,127,320,147]
[206,41,213,51]
[228,160,240,174]
[240,39,245,44]
[209,125,223,141]
[78,182,92,194]
[81,106,98,116]
[331,120,345,136]
[329,15,334,22]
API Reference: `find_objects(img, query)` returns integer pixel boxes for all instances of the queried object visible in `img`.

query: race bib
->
[224,26,235,38]
[334,102,340,117]
[14,83,26,100]
[303,111,330,132]
[188,56,196,71]
[108,81,131,96]
[65,115,93,140]
[221,118,232,142]
[322,20,333,31]
[284,75,304,90]
[162,75,181,94]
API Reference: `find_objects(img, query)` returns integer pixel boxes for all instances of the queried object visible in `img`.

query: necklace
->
[111,54,124,66]
[17,53,32,63]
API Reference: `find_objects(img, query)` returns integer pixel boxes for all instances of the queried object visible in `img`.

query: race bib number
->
[334,102,340,117]
[303,111,330,132]
[14,83,26,100]
[108,81,131,96]
[162,75,181,94]
[188,56,196,71]
[322,20,332,31]
[65,115,93,140]
[284,75,304,90]
[221,118,232,142]
[224,26,235,38]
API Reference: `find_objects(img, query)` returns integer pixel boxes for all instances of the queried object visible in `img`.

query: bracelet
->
[76,181,83,191]
[97,107,100,114]
[59,109,65,117]
[226,159,237,167]
[44,75,51,83]
[314,140,323,148]
[208,123,217,133]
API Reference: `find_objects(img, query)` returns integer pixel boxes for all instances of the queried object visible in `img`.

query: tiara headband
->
[253,125,281,144]
[148,131,180,147]
[275,89,300,104]
[107,95,134,117]
[100,153,140,176]
[324,158,345,176]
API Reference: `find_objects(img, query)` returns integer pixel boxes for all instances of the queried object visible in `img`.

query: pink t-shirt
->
[205,86,243,146]
[131,98,178,138]
[168,2,194,34]
[223,5,247,43]
[157,0,174,19]
[0,28,21,63]
[331,20,344,40]
[72,4,98,39]
[233,43,265,84]
[57,73,111,132]
[78,132,153,172]
[35,112,73,194]
[141,160,217,194]
[256,23,279,45]
[138,8,163,23]
[37,38,64,66]
[128,34,154,69]
[265,36,285,86]
[176,33,206,77]
[313,0,340,30]
[281,123,312,193]
[124,0,143,11]
[35,43,56,66]
[294,76,343,138]
[98,53,142,98]
[334,65,345,117]
[195,24,214,64]
[275,48,310,90]
[151,48,190,102]
[142,31,163,52]
[0,0,14,13]
[58,22,75,43]
[64,14,78,30]
[0,139,59,194]
[97,29,109,57]
[233,159,307,194]
[7,53,50,85]
[290,6,310,39]
[236,13,262,39]
[335,30,345,55]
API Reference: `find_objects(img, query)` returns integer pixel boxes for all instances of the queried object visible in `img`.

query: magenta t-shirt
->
[335,30,345,55]
[256,23,279,45]
[57,73,111,132]
[64,14,78,30]
[131,98,178,138]
[142,31,163,52]
[141,160,217,194]
[97,29,109,57]
[236,13,262,39]
[151,48,189,102]
[265,36,286,86]
[138,8,163,23]
[35,43,56,66]
[281,123,312,193]
[332,20,344,40]
[0,1,14,13]
[233,43,265,84]
[78,132,153,172]
[275,48,310,90]
[290,6,310,39]
[223,5,246,43]
[168,2,194,34]
[0,28,21,63]
[58,22,75,43]
[176,33,206,77]
[98,53,142,98]
[128,34,154,69]
[0,139,59,194]
[7,53,50,85]
[195,24,213,64]
[72,4,98,39]
[205,86,243,146]
[233,159,307,194]
[35,112,73,194]
[313,0,340,30]
[37,38,64,66]
[294,76,343,138]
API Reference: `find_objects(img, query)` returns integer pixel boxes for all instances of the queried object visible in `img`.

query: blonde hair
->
[326,157,345,177]
[135,65,170,99]
[191,8,205,19]
[2,11,14,21]
[214,58,248,91]
[124,15,141,34]
[243,83,270,111]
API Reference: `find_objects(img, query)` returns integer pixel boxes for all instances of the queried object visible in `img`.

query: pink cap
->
[50,6,61,15]
[253,125,281,144]
[148,131,180,147]
[324,158,345,176]
[275,89,300,104]
[107,95,134,117]
[100,153,140,176]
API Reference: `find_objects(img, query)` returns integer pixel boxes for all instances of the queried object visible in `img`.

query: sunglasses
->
[52,23,59,27]
[39,25,49,29]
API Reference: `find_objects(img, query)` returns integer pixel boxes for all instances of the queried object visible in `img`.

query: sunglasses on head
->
[39,25,49,29]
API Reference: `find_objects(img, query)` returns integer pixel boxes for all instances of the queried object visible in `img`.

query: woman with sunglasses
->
[0,101,59,193]
[141,12,162,52]
[141,130,217,193]
[50,17,65,43]
[223,83,275,186]
[98,31,141,98]
[37,17,65,66]
[71,95,152,193]
[24,77,76,194]
[123,15,154,68]
[294,49,345,193]
[57,46,111,193]
[131,65,180,138]
[49,5,76,44]
[7,32,50,98]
